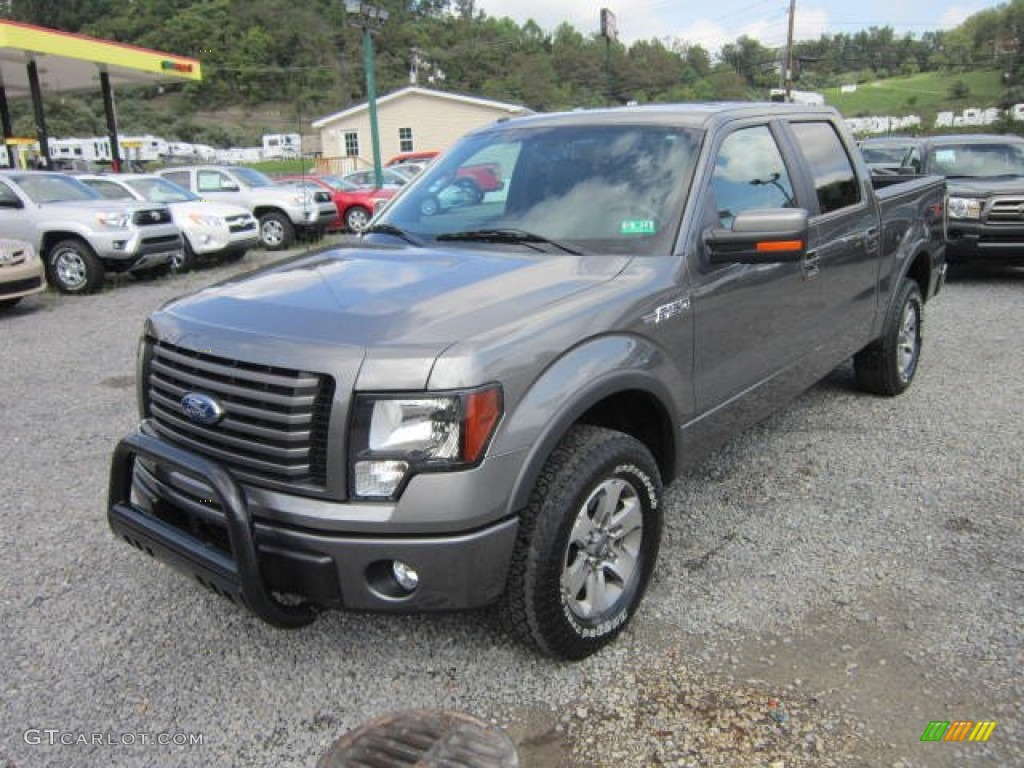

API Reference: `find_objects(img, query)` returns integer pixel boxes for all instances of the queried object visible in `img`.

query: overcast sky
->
[475,0,1000,54]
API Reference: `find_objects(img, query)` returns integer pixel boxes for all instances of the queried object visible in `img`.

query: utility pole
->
[785,0,796,102]
[345,0,389,189]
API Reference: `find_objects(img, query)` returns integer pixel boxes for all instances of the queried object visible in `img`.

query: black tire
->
[854,278,924,396]
[498,424,663,660]
[258,211,295,251]
[420,197,440,217]
[169,239,197,274]
[46,239,105,295]
[345,205,372,233]
[456,178,483,204]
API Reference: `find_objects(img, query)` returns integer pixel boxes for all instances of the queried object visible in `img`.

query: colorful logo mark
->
[920,721,997,742]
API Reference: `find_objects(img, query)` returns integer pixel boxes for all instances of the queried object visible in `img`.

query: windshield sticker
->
[621,219,656,235]
[935,149,956,163]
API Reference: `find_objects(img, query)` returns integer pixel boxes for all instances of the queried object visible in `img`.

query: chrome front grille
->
[226,214,256,233]
[146,340,334,491]
[133,208,172,225]
[987,197,1024,222]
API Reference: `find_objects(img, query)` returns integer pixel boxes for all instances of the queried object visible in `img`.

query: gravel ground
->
[1,246,1021,768]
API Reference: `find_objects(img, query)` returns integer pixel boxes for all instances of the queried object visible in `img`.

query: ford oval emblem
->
[180,392,225,426]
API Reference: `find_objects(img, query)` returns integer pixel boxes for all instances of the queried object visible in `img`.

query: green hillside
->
[826,70,1008,127]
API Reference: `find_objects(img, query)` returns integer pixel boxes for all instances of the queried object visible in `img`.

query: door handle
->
[803,249,820,280]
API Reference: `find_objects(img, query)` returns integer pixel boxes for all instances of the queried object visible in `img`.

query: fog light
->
[201,234,213,246]
[113,240,127,251]
[354,459,408,498]
[392,561,419,592]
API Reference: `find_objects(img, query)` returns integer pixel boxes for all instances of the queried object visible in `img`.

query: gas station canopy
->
[0,20,202,168]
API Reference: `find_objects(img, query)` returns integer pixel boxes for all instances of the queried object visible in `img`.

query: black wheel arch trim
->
[505,370,679,517]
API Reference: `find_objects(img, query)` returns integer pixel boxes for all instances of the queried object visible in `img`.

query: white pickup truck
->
[156,165,337,250]
[0,171,183,294]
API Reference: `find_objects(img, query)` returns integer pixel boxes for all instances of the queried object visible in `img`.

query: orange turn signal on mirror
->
[756,240,803,253]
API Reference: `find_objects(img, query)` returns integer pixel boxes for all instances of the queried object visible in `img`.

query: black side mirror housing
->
[705,208,809,264]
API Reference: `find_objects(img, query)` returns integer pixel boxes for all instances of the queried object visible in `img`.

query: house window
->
[343,131,359,157]
[398,127,414,153]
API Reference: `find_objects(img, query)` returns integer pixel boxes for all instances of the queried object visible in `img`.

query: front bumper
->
[0,256,46,300]
[946,220,1024,264]
[90,226,183,266]
[107,432,519,625]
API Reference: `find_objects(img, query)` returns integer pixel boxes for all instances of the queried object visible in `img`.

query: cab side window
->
[711,126,796,229]
[790,122,862,214]
[162,171,190,189]
[0,179,21,207]
[197,171,230,193]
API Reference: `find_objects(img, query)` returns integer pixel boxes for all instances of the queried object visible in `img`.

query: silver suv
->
[0,171,182,294]
[156,165,337,250]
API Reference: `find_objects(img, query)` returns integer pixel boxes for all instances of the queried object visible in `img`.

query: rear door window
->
[790,122,862,214]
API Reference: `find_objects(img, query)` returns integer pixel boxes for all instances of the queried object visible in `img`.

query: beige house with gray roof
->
[311,86,529,173]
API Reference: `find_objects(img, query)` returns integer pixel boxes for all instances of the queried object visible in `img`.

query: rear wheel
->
[498,425,663,660]
[259,212,295,250]
[47,239,105,295]
[345,205,372,232]
[854,278,923,396]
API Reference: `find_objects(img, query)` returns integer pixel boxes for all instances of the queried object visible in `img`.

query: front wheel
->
[498,425,663,660]
[854,278,924,396]
[345,205,372,232]
[47,239,105,294]
[259,212,295,251]
[169,239,196,274]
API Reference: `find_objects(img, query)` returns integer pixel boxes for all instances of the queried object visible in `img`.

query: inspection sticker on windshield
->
[621,219,656,235]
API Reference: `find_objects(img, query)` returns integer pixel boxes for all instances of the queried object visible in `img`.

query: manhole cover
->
[318,709,519,768]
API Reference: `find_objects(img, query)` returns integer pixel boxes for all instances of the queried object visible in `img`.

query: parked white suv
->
[78,174,259,273]
[156,166,337,250]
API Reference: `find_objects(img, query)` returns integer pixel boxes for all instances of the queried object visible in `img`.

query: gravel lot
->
[1,244,1020,768]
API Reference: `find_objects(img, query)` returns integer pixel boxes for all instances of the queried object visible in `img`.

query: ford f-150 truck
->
[108,104,946,660]
[156,165,337,250]
[0,171,183,294]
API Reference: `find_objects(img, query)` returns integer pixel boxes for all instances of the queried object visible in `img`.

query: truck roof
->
[473,101,841,135]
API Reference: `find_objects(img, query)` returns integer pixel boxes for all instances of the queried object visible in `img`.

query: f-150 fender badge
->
[642,297,690,325]
[180,392,225,426]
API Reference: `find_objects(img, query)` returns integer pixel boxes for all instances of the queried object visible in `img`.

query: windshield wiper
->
[436,228,583,255]
[361,223,425,247]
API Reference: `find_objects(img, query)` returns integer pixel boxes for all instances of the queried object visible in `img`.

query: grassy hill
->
[824,70,1008,128]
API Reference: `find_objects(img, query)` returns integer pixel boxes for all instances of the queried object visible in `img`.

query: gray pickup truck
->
[108,104,946,660]
[0,171,183,294]
[155,165,337,250]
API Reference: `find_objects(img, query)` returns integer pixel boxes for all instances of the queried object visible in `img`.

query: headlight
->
[947,197,982,220]
[187,213,224,227]
[349,385,503,499]
[96,212,131,228]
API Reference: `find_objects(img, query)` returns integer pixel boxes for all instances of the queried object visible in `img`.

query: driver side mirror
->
[704,208,808,264]
[220,181,240,192]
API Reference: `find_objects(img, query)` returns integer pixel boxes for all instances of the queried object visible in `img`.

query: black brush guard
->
[107,432,317,628]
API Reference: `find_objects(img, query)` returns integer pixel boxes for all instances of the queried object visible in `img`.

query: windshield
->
[231,167,274,188]
[929,143,1024,178]
[125,177,198,203]
[11,174,100,203]
[320,176,359,192]
[374,123,700,256]
[861,145,913,164]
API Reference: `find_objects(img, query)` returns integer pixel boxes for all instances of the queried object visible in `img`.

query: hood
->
[168,201,252,219]
[946,177,1024,197]
[157,243,630,349]
[42,198,162,212]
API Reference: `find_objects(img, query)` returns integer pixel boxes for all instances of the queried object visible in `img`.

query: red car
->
[277,175,395,232]
[387,150,503,201]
